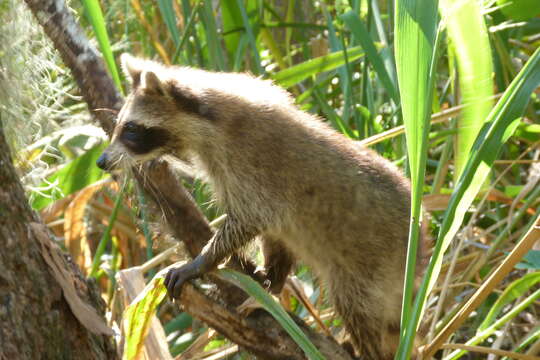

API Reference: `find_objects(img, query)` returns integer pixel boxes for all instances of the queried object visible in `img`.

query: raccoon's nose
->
[96,153,109,170]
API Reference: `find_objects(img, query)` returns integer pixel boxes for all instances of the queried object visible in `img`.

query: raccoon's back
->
[208,105,410,225]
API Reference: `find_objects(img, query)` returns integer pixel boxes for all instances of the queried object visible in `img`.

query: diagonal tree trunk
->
[19,0,353,358]
[0,121,117,359]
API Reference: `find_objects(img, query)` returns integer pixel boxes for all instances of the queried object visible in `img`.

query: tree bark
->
[0,122,117,359]
[20,0,353,358]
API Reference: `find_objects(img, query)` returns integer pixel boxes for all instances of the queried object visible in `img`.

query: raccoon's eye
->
[121,121,143,142]
[123,121,139,133]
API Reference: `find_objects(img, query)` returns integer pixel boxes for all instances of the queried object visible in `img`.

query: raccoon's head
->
[96,54,208,171]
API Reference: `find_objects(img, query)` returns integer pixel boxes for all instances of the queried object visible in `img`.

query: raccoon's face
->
[96,91,174,170]
[97,54,201,171]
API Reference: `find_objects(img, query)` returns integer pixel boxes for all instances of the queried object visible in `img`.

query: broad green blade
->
[272,46,365,88]
[440,0,494,179]
[427,46,540,295]
[393,0,439,358]
[218,269,326,360]
[394,1,438,187]
[497,0,540,21]
[416,46,540,358]
[31,143,109,210]
[122,269,169,360]
[81,0,123,93]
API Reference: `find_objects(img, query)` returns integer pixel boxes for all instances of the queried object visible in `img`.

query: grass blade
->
[89,178,128,278]
[218,269,326,360]
[272,46,365,88]
[236,0,263,74]
[172,2,201,64]
[157,0,181,48]
[341,11,399,103]
[80,0,123,92]
[444,289,540,360]
[478,272,540,331]
[199,0,226,70]
[439,0,494,178]
[393,0,439,358]
[221,0,243,61]
[422,45,540,358]
[503,327,540,360]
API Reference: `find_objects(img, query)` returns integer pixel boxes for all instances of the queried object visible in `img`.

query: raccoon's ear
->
[141,70,169,97]
[120,53,144,88]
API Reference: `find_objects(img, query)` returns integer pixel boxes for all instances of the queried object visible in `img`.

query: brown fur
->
[98,54,429,360]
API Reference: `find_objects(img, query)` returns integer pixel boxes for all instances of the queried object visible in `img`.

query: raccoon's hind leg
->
[261,235,294,294]
[329,275,398,360]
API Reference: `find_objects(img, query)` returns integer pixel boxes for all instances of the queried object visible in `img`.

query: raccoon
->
[97,54,428,360]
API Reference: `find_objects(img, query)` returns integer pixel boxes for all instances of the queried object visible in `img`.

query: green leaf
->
[272,46,365,88]
[515,250,540,270]
[497,0,540,21]
[123,271,169,360]
[236,0,263,74]
[514,123,540,143]
[393,0,440,358]
[221,0,243,60]
[89,179,127,278]
[321,5,355,129]
[199,0,226,70]
[439,0,494,178]
[169,332,197,356]
[479,272,540,331]
[341,11,399,103]
[415,45,540,359]
[31,142,109,211]
[218,269,326,360]
[445,289,540,360]
[503,326,540,360]
[80,0,123,93]
[172,2,201,64]
[428,46,540,291]
[157,0,181,48]
[164,313,193,334]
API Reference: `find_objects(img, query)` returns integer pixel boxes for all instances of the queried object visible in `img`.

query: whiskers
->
[107,150,184,229]
[134,159,175,221]
[93,108,119,115]
[111,153,127,170]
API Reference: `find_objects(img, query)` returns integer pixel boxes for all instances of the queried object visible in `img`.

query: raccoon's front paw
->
[164,265,193,300]
[164,255,209,300]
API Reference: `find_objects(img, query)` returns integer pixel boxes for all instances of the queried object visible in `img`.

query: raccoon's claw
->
[164,265,192,300]
[164,255,209,300]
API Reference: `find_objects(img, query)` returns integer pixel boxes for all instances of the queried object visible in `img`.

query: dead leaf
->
[423,190,537,214]
[64,178,112,273]
[423,194,451,212]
